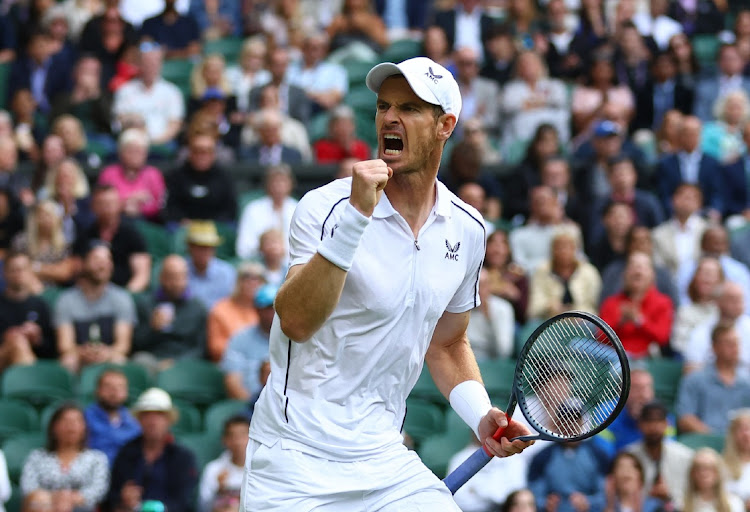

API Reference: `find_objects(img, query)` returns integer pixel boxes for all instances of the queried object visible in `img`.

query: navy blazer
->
[7,54,71,109]
[656,153,723,215]
[722,158,750,217]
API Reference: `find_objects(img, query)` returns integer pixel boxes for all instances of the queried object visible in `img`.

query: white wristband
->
[449,380,493,441]
[317,202,371,271]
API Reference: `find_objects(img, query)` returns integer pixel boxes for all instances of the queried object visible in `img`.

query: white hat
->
[366,57,462,122]
[131,387,179,423]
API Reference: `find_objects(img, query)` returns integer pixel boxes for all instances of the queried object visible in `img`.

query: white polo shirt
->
[113,78,185,140]
[249,178,486,461]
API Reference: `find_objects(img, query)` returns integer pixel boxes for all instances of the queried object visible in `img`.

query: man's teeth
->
[384,134,401,140]
[384,149,402,155]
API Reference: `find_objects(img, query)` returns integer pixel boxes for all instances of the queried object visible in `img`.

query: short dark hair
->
[223,414,251,436]
[4,250,30,266]
[607,153,634,170]
[639,400,668,422]
[711,321,736,345]
[96,368,128,389]
[46,402,86,452]
[430,103,446,119]
[92,183,117,196]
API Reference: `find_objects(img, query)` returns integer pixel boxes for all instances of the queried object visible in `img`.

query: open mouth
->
[383,134,404,156]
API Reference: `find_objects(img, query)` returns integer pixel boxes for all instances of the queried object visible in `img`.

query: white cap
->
[366,57,462,122]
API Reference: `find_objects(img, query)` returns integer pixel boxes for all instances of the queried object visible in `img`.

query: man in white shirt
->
[652,183,707,277]
[112,42,184,145]
[632,0,683,50]
[199,415,250,512]
[241,57,533,511]
[288,32,348,112]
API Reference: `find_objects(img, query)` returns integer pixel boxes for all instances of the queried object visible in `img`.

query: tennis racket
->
[443,310,630,494]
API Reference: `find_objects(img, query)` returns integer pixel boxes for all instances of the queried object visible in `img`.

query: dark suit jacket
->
[432,8,497,51]
[656,153,723,215]
[248,83,312,125]
[645,78,694,128]
[722,158,750,217]
[242,144,303,166]
[374,0,430,29]
[7,54,71,108]
[588,190,665,242]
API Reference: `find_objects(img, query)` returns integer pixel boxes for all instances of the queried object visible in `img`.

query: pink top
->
[98,164,166,220]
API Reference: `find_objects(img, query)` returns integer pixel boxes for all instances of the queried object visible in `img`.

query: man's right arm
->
[276,160,391,342]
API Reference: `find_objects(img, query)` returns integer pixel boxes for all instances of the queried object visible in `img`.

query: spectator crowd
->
[0,0,750,511]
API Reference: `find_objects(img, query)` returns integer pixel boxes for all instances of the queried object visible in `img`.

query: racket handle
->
[443,445,493,494]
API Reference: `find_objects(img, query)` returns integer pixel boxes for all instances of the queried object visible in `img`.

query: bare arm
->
[224,372,250,400]
[127,253,152,293]
[677,414,712,434]
[110,321,132,361]
[57,324,79,372]
[426,310,533,456]
[153,120,183,145]
[35,257,76,284]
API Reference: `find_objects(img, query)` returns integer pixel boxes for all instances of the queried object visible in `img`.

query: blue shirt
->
[676,364,750,433]
[605,409,677,452]
[84,403,142,465]
[188,257,236,310]
[528,440,611,512]
[141,13,200,51]
[220,325,270,396]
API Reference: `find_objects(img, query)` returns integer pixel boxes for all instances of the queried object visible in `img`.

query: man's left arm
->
[127,253,152,293]
[426,310,533,458]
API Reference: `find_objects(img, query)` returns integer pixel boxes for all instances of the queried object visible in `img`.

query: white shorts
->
[239,439,461,512]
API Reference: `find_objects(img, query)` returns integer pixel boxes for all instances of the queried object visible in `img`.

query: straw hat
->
[131,388,179,423]
[186,220,222,247]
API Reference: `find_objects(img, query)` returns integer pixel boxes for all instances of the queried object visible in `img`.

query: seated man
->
[625,401,693,510]
[84,368,141,465]
[185,221,237,310]
[54,243,136,372]
[105,388,198,512]
[0,251,56,369]
[73,184,151,293]
[313,105,371,164]
[221,285,277,401]
[133,254,207,372]
[676,323,750,434]
[198,415,250,512]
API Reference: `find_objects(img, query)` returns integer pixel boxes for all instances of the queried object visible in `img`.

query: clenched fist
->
[350,159,393,217]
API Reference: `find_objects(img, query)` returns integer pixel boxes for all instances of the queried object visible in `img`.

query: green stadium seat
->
[6,483,21,512]
[177,433,223,470]
[203,37,244,63]
[1,362,75,408]
[345,86,376,112]
[381,39,422,63]
[409,366,444,404]
[307,112,330,143]
[0,62,10,110]
[156,359,226,408]
[77,362,152,403]
[40,286,63,309]
[677,432,725,452]
[443,409,474,446]
[645,358,684,409]
[136,221,174,261]
[692,35,721,68]
[515,320,543,356]
[172,400,203,434]
[417,433,467,479]
[478,358,516,404]
[239,189,265,211]
[403,398,445,448]
[161,59,194,85]
[0,400,40,443]
[204,400,248,438]
[2,432,45,483]
[346,59,378,88]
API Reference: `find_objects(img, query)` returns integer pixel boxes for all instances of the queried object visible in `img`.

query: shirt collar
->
[373,180,452,219]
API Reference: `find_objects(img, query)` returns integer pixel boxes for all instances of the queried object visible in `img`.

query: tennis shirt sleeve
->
[445,214,486,314]
[288,185,349,267]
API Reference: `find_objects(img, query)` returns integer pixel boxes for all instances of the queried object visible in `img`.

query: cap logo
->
[425,66,443,84]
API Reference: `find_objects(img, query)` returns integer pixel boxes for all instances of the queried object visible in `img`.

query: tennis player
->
[241,57,534,511]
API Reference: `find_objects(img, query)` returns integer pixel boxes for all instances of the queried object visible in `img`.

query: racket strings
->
[519,316,625,440]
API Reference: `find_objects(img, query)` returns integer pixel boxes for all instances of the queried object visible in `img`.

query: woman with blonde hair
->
[226,37,271,113]
[723,409,750,511]
[12,200,76,288]
[683,448,744,512]
[702,91,750,164]
[527,228,601,321]
[40,158,89,201]
[190,54,233,99]
[41,158,94,243]
[671,257,724,357]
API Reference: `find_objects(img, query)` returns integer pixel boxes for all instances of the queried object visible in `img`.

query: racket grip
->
[443,445,493,494]
[492,411,511,441]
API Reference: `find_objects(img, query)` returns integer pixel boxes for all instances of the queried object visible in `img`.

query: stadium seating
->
[156,359,226,408]
[203,37,244,62]
[417,433,467,479]
[136,221,175,261]
[1,362,76,408]
[677,432,726,452]
[2,432,45,482]
[645,358,684,410]
[403,398,446,448]
[0,400,40,443]
[478,358,517,405]
[380,39,422,63]
[204,399,248,438]
[409,366,444,405]
[172,400,203,434]
[77,362,152,403]
[177,432,224,469]
[0,62,10,110]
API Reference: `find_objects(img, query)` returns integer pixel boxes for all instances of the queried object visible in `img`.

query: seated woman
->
[39,158,94,244]
[20,403,109,512]
[326,0,388,62]
[50,115,97,172]
[226,37,270,115]
[527,229,601,321]
[97,129,165,222]
[12,200,76,289]
[723,409,750,511]
[468,268,515,361]
[605,451,665,512]
[484,230,529,325]
[701,91,749,164]
[671,257,723,356]
[31,135,66,194]
[684,448,744,512]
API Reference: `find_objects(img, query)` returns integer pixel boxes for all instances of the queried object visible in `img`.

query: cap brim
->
[366,62,441,107]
